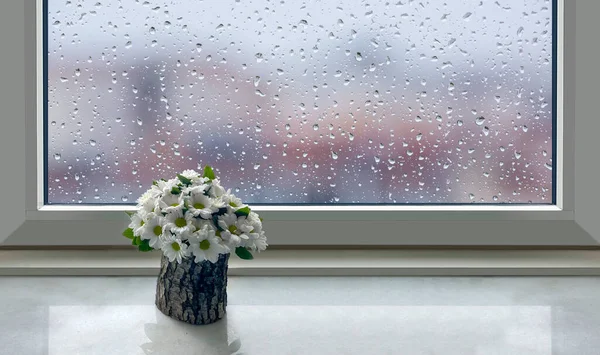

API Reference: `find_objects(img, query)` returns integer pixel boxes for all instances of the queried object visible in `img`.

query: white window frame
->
[3,0,598,248]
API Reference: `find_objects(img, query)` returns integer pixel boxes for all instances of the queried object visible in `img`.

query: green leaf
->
[235,247,254,260]
[177,174,193,186]
[203,165,216,181]
[171,186,181,195]
[235,206,251,217]
[125,211,135,217]
[132,236,142,246]
[152,180,158,186]
[138,239,153,252]
[122,228,135,240]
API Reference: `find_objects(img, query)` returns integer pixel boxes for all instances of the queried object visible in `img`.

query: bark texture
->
[155,253,229,325]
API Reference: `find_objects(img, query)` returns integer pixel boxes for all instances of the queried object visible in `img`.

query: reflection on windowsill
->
[48,305,552,354]
[141,309,241,355]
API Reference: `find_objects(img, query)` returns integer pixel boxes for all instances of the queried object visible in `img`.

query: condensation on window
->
[47,0,554,204]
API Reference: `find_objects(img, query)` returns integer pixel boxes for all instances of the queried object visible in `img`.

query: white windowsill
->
[1,250,600,276]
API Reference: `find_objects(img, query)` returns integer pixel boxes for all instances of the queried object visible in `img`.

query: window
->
[46,0,556,205]
[9,0,599,249]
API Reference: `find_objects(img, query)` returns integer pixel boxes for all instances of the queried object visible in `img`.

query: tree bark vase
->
[155,253,229,325]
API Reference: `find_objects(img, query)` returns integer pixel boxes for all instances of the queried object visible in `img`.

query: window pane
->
[46,0,554,204]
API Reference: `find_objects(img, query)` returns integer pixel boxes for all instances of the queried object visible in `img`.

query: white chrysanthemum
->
[153,179,180,194]
[140,214,165,248]
[160,235,190,264]
[129,213,146,236]
[180,169,210,186]
[217,212,250,237]
[219,230,242,247]
[246,212,263,233]
[180,169,200,179]
[207,179,226,198]
[163,208,195,235]
[189,225,229,263]
[157,191,184,213]
[191,217,212,233]
[136,191,157,214]
[187,187,219,219]
[221,191,248,212]
[241,231,268,252]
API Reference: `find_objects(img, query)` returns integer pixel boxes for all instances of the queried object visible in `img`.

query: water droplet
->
[331,151,339,160]
[89,139,96,146]
[206,55,212,62]
[463,12,473,20]
[313,124,319,131]
[337,19,344,27]
[255,53,263,63]
[196,43,202,52]
[355,52,363,61]
[121,196,129,202]
[54,153,61,160]
[475,116,486,126]
[124,41,132,49]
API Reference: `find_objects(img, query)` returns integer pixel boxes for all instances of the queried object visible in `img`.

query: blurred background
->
[47,0,554,204]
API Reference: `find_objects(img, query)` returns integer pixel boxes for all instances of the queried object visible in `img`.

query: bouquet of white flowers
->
[123,166,267,263]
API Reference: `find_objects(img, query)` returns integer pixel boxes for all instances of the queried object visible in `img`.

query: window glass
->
[46,0,554,204]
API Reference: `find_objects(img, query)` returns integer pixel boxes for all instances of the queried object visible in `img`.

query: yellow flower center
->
[193,203,205,209]
[171,203,179,207]
[175,218,187,228]
[199,240,211,250]
[140,220,145,226]
[171,242,180,251]
[228,225,237,233]
[229,201,237,207]
[153,226,162,236]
